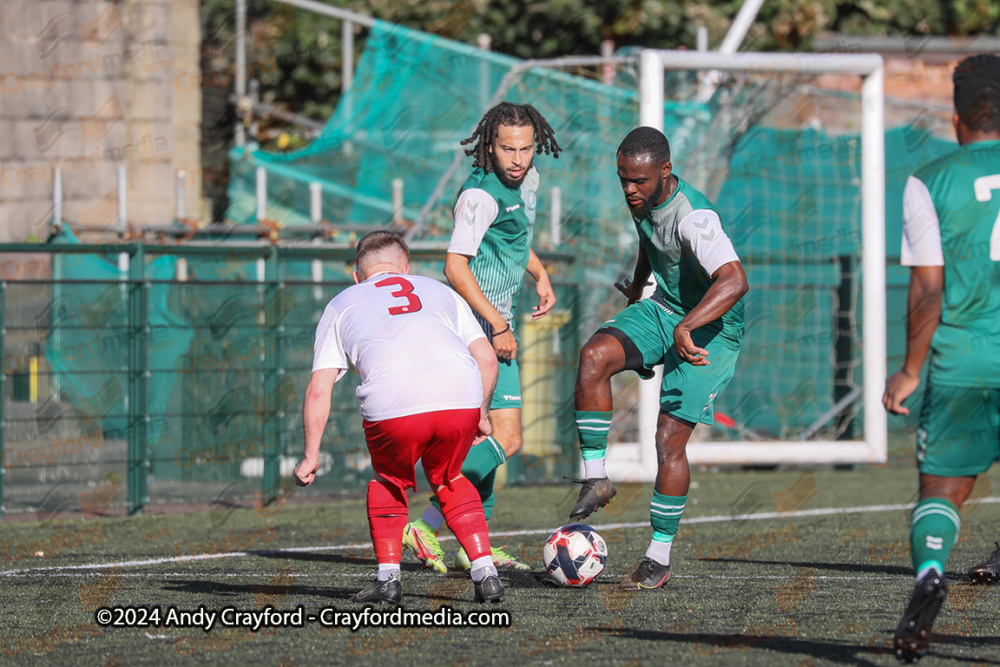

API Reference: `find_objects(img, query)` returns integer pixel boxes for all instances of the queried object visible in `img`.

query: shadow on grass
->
[613,628,884,666]
[162,578,354,601]
[612,625,1000,665]
[705,558,914,577]
[250,549,426,572]
[416,570,562,605]
[928,634,1000,664]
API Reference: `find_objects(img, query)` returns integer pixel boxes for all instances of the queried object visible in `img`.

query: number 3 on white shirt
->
[974,174,1000,261]
[375,277,423,315]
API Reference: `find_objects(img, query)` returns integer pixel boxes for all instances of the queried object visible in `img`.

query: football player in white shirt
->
[294,231,504,604]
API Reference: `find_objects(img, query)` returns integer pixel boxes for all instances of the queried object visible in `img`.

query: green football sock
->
[646,493,687,566]
[910,497,961,578]
[576,410,613,461]
[477,469,497,522]
[650,492,687,541]
[431,436,506,522]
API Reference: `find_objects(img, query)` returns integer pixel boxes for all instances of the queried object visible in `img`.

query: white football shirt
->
[312,272,487,421]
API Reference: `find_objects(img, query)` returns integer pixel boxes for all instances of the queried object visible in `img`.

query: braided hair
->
[954,54,1000,134]
[461,102,562,171]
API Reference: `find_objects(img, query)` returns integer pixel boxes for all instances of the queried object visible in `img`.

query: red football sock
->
[367,479,408,564]
[437,476,491,561]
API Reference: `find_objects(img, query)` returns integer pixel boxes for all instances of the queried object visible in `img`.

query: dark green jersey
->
[448,166,539,334]
[901,140,1000,387]
[633,177,745,349]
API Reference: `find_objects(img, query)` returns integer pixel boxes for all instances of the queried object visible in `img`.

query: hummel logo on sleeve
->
[464,202,479,225]
[693,216,717,241]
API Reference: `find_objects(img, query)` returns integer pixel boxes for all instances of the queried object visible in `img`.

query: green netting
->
[226,21,701,235]
[712,127,956,438]
[44,227,191,446]
[225,19,957,444]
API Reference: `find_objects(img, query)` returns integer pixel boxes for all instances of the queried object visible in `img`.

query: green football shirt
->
[448,165,539,334]
[632,176,745,350]
[901,140,1000,387]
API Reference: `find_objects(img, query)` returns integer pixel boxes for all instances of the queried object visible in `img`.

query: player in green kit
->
[569,126,748,590]
[883,55,1000,664]
[403,102,560,572]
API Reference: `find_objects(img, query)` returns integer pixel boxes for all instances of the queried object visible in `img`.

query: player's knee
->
[654,433,687,465]
[579,340,616,379]
[501,433,523,457]
[655,444,686,467]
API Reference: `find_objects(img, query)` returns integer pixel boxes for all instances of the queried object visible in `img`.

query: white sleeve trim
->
[677,209,741,276]
[447,189,499,257]
[900,175,944,267]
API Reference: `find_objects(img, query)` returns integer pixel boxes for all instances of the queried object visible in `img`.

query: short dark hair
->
[617,126,671,164]
[461,102,561,171]
[953,54,1000,134]
[355,231,408,270]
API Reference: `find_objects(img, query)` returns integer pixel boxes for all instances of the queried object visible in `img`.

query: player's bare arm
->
[673,261,749,366]
[526,248,556,319]
[883,265,943,415]
[615,243,653,305]
[445,251,517,360]
[468,337,499,444]
[295,368,341,486]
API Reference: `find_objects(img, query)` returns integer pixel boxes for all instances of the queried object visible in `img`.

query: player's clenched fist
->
[294,456,319,487]
[472,414,493,446]
[673,325,710,366]
[492,328,517,360]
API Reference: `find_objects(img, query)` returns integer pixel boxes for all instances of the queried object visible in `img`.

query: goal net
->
[618,49,909,473]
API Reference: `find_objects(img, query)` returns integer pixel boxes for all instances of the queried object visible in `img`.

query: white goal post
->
[609,49,887,477]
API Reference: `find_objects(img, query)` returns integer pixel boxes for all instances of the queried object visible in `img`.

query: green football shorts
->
[917,382,1000,477]
[491,357,522,410]
[601,299,740,425]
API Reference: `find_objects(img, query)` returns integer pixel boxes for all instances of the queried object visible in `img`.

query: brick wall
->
[0,0,202,242]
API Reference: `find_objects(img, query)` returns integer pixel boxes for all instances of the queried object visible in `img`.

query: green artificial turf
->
[2,465,999,665]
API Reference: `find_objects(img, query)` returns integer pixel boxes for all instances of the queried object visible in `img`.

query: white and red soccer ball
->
[542,523,608,587]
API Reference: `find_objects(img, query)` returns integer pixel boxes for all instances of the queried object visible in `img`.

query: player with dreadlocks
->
[883,54,1000,663]
[404,102,561,573]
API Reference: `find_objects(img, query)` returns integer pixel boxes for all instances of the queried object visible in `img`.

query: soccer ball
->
[542,523,608,587]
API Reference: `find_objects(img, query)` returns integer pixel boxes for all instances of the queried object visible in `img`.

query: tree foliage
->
[195,0,997,216]
[201,0,999,126]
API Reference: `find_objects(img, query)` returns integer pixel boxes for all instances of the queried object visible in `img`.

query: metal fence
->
[0,243,580,516]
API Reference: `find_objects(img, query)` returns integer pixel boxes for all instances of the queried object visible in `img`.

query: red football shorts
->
[362,408,480,491]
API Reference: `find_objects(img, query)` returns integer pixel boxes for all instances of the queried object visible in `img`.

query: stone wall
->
[0,0,203,242]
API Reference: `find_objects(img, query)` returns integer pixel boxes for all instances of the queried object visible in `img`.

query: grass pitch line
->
[487,496,1000,538]
[3,496,997,577]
